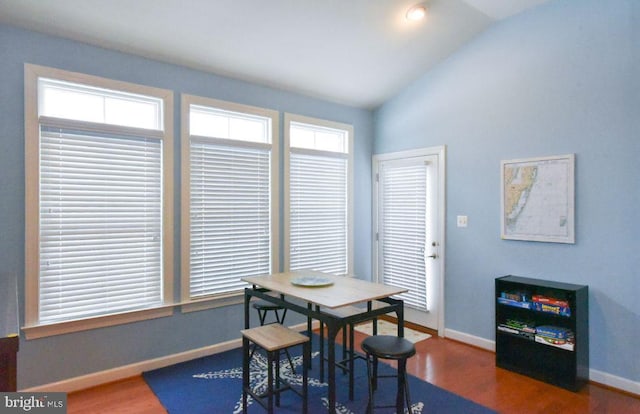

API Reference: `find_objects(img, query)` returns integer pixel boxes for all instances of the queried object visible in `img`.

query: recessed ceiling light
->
[406,3,427,21]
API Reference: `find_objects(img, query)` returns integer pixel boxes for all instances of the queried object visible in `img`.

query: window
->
[181,95,278,306]
[24,64,174,338]
[284,114,354,275]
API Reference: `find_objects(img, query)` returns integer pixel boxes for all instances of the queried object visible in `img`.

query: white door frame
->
[372,145,446,337]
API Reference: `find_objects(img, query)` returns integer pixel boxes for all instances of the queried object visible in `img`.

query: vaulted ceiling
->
[0,0,551,108]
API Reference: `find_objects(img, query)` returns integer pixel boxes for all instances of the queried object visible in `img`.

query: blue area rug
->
[143,336,496,414]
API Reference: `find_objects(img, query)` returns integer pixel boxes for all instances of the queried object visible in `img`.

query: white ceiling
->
[0,0,550,108]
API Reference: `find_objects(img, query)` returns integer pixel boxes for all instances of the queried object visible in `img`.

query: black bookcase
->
[495,275,589,391]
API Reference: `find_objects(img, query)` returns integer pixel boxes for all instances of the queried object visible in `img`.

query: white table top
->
[242,270,407,309]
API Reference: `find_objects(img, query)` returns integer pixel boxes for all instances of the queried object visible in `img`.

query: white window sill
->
[23,306,174,340]
[180,292,244,314]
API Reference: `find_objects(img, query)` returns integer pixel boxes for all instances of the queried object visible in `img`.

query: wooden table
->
[243,270,407,414]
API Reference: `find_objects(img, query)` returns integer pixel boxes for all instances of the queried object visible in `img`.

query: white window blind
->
[39,125,163,323]
[289,151,348,274]
[189,138,271,298]
[186,101,275,300]
[379,161,428,311]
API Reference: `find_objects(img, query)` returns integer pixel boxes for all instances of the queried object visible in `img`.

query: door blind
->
[289,151,348,274]
[189,138,271,298]
[380,161,428,311]
[39,125,163,323]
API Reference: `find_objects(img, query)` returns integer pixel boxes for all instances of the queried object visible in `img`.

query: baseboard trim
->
[589,368,640,396]
[22,338,240,393]
[443,328,639,397]
[444,328,495,352]
[22,321,316,393]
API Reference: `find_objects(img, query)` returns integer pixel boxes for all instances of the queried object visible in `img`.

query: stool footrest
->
[372,404,404,410]
[248,380,295,400]
[325,354,366,372]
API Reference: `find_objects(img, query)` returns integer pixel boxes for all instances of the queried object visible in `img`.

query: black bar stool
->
[253,299,287,325]
[361,335,416,414]
[242,324,310,414]
[251,299,296,373]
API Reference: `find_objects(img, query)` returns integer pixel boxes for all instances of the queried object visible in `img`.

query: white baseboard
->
[23,338,241,393]
[23,321,316,393]
[443,328,639,397]
[589,368,640,396]
[444,328,495,352]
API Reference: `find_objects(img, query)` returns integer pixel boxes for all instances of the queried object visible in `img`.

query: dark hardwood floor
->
[68,331,640,413]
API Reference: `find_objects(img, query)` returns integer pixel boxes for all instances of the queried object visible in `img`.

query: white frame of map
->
[501,154,575,244]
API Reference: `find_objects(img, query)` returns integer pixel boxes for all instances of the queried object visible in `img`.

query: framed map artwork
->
[501,154,575,243]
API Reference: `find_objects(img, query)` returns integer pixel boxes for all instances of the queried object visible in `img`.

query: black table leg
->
[396,301,405,337]
[348,321,355,400]
[307,302,313,369]
[326,320,340,414]
[244,288,251,329]
[317,305,324,382]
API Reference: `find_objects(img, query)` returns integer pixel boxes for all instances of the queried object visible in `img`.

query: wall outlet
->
[457,215,468,228]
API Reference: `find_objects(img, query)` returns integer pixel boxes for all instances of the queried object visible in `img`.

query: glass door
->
[373,146,445,332]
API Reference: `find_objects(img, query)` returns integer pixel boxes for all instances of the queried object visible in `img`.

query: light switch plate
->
[457,215,468,228]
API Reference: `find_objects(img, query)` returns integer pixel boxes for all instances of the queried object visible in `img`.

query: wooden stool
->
[362,335,416,414]
[251,300,296,373]
[242,324,309,414]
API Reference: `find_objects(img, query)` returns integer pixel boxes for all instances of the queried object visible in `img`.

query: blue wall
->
[0,23,373,388]
[375,0,639,383]
[1,0,638,390]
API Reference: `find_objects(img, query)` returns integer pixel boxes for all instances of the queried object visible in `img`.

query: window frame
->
[284,113,354,276]
[23,64,174,339]
[180,94,279,312]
